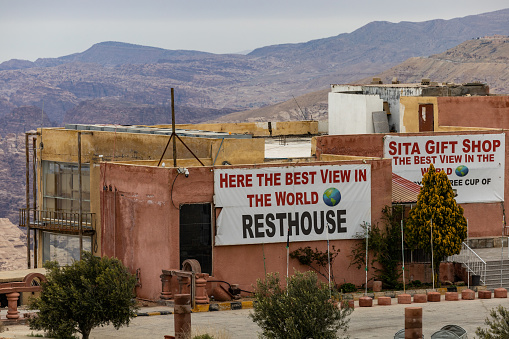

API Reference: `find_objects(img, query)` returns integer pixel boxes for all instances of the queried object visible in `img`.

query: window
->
[42,232,91,265]
[42,161,90,212]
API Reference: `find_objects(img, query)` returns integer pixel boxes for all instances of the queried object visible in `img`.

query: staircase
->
[449,242,509,291]
[484,259,509,290]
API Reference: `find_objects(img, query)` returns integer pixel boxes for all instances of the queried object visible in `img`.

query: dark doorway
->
[419,104,434,132]
[179,204,212,274]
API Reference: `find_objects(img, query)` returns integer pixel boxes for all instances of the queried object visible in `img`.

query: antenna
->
[292,95,307,120]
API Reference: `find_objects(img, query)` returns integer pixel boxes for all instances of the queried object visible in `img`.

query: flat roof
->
[64,124,252,139]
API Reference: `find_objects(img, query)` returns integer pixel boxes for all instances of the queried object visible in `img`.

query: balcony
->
[19,209,96,236]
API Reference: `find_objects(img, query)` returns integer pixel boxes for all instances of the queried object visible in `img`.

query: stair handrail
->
[447,242,487,285]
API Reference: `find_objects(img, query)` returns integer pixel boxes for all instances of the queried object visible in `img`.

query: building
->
[328,81,489,134]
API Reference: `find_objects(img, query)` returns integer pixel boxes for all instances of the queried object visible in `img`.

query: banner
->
[214,165,371,246]
[383,134,505,203]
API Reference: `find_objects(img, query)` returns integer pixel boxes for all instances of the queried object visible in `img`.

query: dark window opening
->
[179,204,212,274]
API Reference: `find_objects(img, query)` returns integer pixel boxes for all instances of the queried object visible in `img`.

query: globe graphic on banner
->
[323,187,341,207]
[455,165,469,177]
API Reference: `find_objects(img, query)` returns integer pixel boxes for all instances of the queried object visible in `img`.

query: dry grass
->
[191,324,232,339]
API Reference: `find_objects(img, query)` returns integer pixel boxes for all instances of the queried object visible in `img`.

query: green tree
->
[29,252,138,339]
[350,206,404,289]
[250,271,352,339]
[405,163,467,282]
[476,305,509,338]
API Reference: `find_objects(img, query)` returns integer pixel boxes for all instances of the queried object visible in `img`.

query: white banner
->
[383,134,505,203]
[214,165,371,246]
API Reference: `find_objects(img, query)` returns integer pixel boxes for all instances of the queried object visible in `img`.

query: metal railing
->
[447,241,487,285]
[19,208,96,235]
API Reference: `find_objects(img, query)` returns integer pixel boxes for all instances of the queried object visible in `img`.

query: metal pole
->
[401,219,406,293]
[467,219,470,289]
[78,132,83,260]
[32,137,37,268]
[326,229,331,298]
[365,223,369,296]
[431,218,435,290]
[171,88,177,167]
[501,216,505,288]
[25,133,30,269]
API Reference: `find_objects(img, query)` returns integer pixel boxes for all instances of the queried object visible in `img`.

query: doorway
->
[179,204,212,274]
[418,104,434,132]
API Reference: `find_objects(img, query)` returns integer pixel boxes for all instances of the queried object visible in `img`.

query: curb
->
[135,300,256,317]
[135,310,173,317]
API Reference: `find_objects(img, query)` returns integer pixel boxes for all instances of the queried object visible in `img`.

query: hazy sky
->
[1,0,508,63]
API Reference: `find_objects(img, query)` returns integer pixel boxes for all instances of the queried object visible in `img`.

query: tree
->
[405,163,467,282]
[29,252,138,339]
[476,305,509,338]
[350,206,404,289]
[250,271,352,339]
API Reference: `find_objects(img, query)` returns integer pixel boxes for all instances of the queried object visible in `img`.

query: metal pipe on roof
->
[25,133,30,269]
[78,132,83,260]
[32,137,37,268]
[172,88,177,168]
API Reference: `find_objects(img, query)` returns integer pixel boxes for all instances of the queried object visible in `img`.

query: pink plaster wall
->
[438,96,509,129]
[101,159,392,299]
[315,130,509,239]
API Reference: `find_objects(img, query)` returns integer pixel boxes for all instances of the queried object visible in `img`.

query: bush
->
[28,252,138,339]
[476,305,509,338]
[338,283,357,293]
[193,335,215,339]
[250,271,352,339]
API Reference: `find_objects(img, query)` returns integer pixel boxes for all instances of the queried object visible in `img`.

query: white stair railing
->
[447,242,486,285]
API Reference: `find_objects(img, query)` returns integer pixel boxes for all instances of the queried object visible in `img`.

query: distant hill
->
[0,8,508,129]
[365,35,509,93]
[221,35,509,123]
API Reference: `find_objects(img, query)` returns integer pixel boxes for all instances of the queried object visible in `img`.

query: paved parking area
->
[2,296,509,338]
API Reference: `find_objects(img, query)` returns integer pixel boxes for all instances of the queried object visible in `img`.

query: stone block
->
[359,296,373,307]
[413,294,427,303]
[494,288,507,298]
[461,289,475,300]
[445,292,458,301]
[397,294,412,304]
[427,292,441,302]
[377,296,391,305]
[373,281,382,292]
[479,290,492,299]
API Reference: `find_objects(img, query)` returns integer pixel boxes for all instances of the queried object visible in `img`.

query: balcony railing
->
[19,208,96,235]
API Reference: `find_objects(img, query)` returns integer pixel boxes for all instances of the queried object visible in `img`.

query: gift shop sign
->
[383,134,505,203]
[214,165,371,246]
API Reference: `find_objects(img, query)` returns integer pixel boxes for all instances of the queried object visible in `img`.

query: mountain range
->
[1,8,509,130]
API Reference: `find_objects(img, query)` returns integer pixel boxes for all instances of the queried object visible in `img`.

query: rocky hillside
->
[0,133,28,224]
[366,36,509,93]
[216,35,509,123]
[0,218,26,271]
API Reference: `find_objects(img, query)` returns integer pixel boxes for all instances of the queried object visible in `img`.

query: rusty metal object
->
[174,294,191,339]
[211,284,233,302]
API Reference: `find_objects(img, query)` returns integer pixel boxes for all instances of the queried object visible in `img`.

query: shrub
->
[28,252,138,339]
[338,283,357,293]
[290,246,341,285]
[476,305,509,338]
[250,271,352,339]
